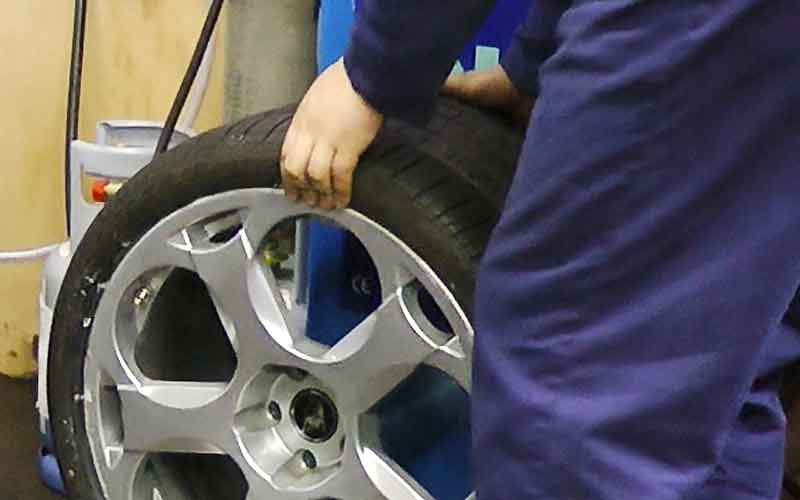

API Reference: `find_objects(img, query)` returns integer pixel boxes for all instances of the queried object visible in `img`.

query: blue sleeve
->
[501,1,571,98]
[344,0,498,123]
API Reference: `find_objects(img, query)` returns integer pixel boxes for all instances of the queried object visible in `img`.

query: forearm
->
[344,0,497,123]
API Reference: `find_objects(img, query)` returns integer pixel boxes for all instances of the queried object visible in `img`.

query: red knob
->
[91,180,110,203]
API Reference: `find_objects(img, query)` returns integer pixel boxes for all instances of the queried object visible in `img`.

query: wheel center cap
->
[291,388,339,443]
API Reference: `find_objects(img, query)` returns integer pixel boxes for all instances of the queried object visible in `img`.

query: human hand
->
[443,65,533,127]
[281,58,384,209]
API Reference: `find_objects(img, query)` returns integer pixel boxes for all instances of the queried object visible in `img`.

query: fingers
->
[331,150,359,209]
[279,130,297,200]
[307,144,336,209]
[281,128,312,202]
[281,127,339,209]
[281,118,359,210]
[279,58,383,210]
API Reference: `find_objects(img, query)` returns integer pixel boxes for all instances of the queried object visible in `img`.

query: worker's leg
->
[691,320,800,500]
[690,376,785,500]
[471,2,800,498]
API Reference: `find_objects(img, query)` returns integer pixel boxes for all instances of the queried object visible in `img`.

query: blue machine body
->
[311,2,530,498]
[318,0,530,72]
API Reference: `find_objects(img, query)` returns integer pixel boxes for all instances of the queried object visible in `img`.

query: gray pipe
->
[225,0,318,122]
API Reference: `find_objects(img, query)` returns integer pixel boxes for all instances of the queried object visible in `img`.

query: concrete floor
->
[0,376,61,500]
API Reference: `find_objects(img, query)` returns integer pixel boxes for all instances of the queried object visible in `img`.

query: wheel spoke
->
[331,446,434,500]
[228,450,286,500]
[426,337,471,391]
[242,189,312,338]
[118,381,232,455]
[87,237,197,386]
[342,210,414,300]
[240,476,304,500]
[87,323,134,387]
[325,285,439,413]
[361,447,434,500]
[233,428,295,477]
[98,451,146,500]
[243,479,280,500]
[182,232,296,371]
[231,448,320,500]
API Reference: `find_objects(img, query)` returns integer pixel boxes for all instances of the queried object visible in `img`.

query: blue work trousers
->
[473,2,800,498]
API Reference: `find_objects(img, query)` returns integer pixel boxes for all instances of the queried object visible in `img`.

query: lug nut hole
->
[301,450,317,469]
[267,401,282,422]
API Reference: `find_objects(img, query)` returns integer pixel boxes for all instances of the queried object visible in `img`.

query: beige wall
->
[0,1,225,377]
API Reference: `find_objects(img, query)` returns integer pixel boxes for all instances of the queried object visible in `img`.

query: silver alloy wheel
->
[81,188,473,500]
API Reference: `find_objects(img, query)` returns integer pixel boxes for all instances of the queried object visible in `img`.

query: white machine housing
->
[37,122,191,433]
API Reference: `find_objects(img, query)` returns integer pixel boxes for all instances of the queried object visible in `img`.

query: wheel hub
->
[233,366,346,490]
[291,388,339,443]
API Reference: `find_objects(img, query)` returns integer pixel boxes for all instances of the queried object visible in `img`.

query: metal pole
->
[224,0,318,121]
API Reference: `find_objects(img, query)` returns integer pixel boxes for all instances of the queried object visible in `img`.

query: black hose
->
[65,0,88,236]
[155,0,225,156]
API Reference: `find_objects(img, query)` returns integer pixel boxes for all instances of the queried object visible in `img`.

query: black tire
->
[47,97,522,499]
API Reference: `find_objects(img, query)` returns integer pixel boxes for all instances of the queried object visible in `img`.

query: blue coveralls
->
[344,1,800,498]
